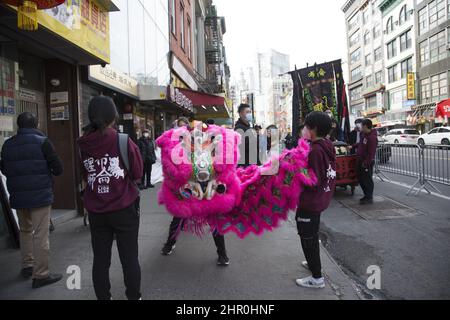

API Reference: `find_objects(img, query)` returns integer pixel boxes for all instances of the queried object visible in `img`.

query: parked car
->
[383,128,421,145]
[377,133,392,164]
[418,127,450,146]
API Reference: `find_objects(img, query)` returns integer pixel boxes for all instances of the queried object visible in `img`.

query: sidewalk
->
[0,186,360,300]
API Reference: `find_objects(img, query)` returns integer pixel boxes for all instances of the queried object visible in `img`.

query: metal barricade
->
[375,143,450,196]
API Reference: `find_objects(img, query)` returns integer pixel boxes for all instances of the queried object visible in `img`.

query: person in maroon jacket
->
[296,112,337,289]
[352,119,378,205]
[78,96,143,300]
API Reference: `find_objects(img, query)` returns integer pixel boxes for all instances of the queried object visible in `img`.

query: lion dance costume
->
[156,124,317,239]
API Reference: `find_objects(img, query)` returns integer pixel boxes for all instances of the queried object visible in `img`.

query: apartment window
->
[375,71,383,84]
[390,89,407,109]
[399,5,408,25]
[187,17,192,60]
[366,95,377,109]
[364,31,371,45]
[429,0,446,30]
[419,7,428,35]
[388,65,398,83]
[401,58,413,79]
[348,13,359,31]
[363,9,370,24]
[387,40,397,59]
[170,0,176,35]
[420,40,430,66]
[351,66,362,81]
[430,30,447,64]
[351,48,361,64]
[373,22,381,39]
[365,53,372,65]
[366,75,374,88]
[374,47,382,61]
[180,2,185,49]
[400,30,412,52]
[421,78,431,102]
[350,86,363,101]
[349,31,360,47]
[386,16,394,34]
[431,72,448,100]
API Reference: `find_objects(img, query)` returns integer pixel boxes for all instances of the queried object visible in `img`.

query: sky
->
[214,0,348,80]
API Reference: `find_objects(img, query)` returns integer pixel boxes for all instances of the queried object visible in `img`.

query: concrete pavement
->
[0,186,360,300]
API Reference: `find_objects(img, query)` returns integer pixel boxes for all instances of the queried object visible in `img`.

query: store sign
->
[0,58,16,115]
[89,65,139,98]
[11,0,111,63]
[436,99,450,118]
[171,55,198,91]
[407,73,416,100]
[169,86,194,112]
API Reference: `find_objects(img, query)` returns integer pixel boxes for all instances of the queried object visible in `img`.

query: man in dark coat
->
[137,129,156,189]
[234,104,257,167]
[0,112,63,289]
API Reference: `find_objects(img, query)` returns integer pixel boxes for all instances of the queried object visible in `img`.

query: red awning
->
[177,88,225,107]
[436,99,450,118]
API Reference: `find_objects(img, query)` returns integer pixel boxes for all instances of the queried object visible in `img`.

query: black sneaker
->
[21,267,33,279]
[217,254,230,266]
[32,273,63,289]
[360,198,374,205]
[161,244,176,256]
[148,184,155,189]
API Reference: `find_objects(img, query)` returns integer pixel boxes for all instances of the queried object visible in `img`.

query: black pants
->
[141,161,153,187]
[89,200,141,300]
[357,161,374,199]
[296,210,322,279]
[165,217,227,255]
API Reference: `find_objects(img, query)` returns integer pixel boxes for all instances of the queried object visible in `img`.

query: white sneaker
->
[296,276,325,289]
[301,261,309,270]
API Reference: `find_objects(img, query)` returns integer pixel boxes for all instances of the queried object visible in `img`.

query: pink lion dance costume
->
[156,124,317,239]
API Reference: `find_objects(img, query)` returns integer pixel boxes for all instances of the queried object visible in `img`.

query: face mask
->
[302,127,312,141]
[245,113,253,123]
[144,133,150,138]
[326,112,333,119]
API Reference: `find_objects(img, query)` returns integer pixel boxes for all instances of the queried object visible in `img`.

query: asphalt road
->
[321,179,450,300]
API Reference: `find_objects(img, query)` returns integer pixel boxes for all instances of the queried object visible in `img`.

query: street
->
[0,187,360,301]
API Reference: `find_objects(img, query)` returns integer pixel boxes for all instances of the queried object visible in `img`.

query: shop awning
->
[176,88,231,120]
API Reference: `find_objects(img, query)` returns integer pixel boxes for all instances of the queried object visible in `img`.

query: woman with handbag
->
[78,96,144,300]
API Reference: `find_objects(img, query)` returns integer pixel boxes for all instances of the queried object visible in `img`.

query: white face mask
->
[245,113,253,123]
[144,133,150,138]
[302,127,312,141]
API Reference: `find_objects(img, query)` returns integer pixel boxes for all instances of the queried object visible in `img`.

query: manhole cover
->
[338,196,419,220]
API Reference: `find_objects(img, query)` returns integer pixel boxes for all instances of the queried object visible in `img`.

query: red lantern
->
[0,0,65,31]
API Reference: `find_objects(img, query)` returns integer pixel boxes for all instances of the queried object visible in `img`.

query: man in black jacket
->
[235,104,257,167]
[137,129,156,189]
[0,112,63,289]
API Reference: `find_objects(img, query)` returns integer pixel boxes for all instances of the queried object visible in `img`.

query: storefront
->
[408,103,437,134]
[0,0,116,247]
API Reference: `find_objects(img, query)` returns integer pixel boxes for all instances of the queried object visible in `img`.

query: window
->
[364,31,371,45]
[170,0,176,35]
[429,30,446,64]
[351,48,361,64]
[365,53,372,65]
[429,0,446,30]
[180,2,185,49]
[187,17,192,60]
[389,89,407,109]
[386,16,394,34]
[399,5,408,25]
[387,40,397,59]
[419,7,428,35]
[375,71,383,84]
[401,58,413,79]
[366,75,374,88]
[348,13,359,31]
[421,78,431,102]
[373,23,381,39]
[440,128,450,133]
[349,31,360,47]
[431,72,448,100]
[363,9,370,24]
[400,30,412,52]
[420,40,430,66]
[350,86,363,101]
[374,47,382,61]
[351,66,362,81]
[388,65,398,83]
[366,95,377,109]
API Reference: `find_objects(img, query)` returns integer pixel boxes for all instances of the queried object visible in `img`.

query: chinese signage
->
[11,0,110,63]
[436,99,450,119]
[0,58,17,116]
[89,65,139,99]
[407,73,416,100]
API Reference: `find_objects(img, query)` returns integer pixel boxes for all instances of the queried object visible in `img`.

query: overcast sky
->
[214,0,348,80]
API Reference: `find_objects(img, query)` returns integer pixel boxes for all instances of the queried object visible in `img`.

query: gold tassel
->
[18,1,38,31]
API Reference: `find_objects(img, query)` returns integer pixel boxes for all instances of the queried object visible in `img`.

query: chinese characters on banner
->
[84,155,125,194]
[407,73,416,100]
